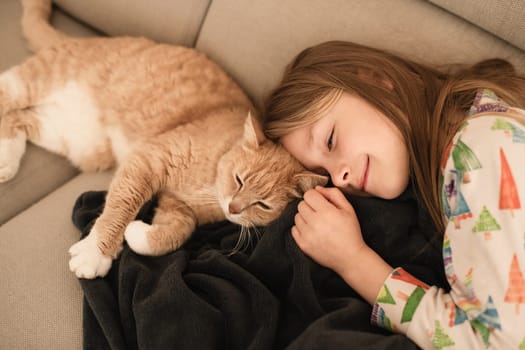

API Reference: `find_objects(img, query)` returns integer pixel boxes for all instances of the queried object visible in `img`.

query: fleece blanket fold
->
[71,185,448,350]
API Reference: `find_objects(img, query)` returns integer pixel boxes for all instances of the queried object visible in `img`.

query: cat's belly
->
[33,81,119,169]
[106,127,132,164]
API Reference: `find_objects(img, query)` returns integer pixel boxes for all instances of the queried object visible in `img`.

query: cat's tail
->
[21,0,69,52]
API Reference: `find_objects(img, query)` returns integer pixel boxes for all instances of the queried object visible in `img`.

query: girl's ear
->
[357,68,393,90]
[243,112,267,147]
[294,171,329,194]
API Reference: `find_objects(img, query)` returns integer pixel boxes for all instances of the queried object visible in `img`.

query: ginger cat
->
[0,0,326,279]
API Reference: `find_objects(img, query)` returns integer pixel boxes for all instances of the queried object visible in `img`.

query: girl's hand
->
[292,186,367,274]
[292,185,394,305]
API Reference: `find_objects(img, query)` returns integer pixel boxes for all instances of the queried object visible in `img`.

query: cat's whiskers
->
[229,223,261,255]
[250,225,262,241]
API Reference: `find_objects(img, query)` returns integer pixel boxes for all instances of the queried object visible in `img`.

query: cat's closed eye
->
[256,201,271,210]
[235,174,243,188]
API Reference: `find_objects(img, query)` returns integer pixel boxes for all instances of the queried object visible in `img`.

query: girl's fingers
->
[303,188,335,211]
[315,186,352,210]
[294,212,307,230]
[297,199,315,219]
[291,225,303,246]
[291,225,298,238]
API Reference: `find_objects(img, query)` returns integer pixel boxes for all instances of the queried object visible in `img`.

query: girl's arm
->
[374,114,525,349]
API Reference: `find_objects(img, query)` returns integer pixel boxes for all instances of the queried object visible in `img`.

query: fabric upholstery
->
[0,171,112,350]
[429,0,525,50]
[53,0,211,47]
[0,145,78,224]
[0,0,99,68]
[196,0,525,109]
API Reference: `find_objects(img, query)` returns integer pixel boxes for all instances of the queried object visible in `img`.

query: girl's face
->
[280,92,410,199]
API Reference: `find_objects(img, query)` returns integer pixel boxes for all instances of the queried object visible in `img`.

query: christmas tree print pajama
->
[372,90,525,349]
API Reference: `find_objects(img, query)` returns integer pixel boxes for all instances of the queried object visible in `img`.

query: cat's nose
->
[228,201,241,214]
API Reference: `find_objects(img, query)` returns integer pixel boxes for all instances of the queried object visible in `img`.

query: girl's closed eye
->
[327,127,335,151]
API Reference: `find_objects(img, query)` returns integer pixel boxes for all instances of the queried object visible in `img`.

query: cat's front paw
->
[124,220,154,255]
[68,229,113,279]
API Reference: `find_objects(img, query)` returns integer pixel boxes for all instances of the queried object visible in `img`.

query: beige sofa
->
[1,0,524,348]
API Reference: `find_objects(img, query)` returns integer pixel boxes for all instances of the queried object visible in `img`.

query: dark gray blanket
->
[71,185,448,349]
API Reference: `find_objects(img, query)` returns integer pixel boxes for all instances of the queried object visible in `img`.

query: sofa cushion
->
[0,145,78,224]
[0,171,112,350]
[195,0,525,109]
[0,0,32,70]
[0,0,100,69]
[0,0,102,224]
[53,0,211,47]
[429,0,525,51]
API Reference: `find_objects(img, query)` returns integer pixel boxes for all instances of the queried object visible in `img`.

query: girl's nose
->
[330,165,351,187]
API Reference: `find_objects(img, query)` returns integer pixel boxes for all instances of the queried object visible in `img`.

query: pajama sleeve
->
[371,114,525,349]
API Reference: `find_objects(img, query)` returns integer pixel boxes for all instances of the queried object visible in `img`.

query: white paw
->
[0,160,19,183]
[68,229,113,279]
[0,136,25,183]
[124,220,154,255]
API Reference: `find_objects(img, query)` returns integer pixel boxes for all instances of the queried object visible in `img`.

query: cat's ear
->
[294,171,329,195]
[243,112,267,147]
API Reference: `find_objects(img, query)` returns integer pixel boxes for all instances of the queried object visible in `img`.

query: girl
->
[263,41,525,349]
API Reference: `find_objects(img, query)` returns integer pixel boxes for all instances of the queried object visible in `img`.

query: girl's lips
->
[359,156,369,190]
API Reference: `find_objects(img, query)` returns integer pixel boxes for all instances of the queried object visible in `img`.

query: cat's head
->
[216,113,328,227]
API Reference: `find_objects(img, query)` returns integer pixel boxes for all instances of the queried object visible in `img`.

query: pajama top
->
[371,89,525,349]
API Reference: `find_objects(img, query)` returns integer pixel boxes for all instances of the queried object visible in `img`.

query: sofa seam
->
[192,0,213,47]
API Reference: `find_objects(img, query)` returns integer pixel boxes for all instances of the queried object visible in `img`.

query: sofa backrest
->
[195,0,525,108]
[429,0,525,51]
[54,0,210,47]
[52,0,525,109]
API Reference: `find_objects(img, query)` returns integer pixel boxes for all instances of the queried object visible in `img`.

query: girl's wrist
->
[337,246,393,305]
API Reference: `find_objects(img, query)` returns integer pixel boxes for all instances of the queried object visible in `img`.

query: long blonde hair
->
[263,41,525,233]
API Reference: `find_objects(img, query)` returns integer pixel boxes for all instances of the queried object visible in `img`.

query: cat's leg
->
[69,149,166,278]
[0,108,41,182]
[0,129,25,183]
[125,191,197,256]
[0,68,26,115]
[0,69,36,182]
